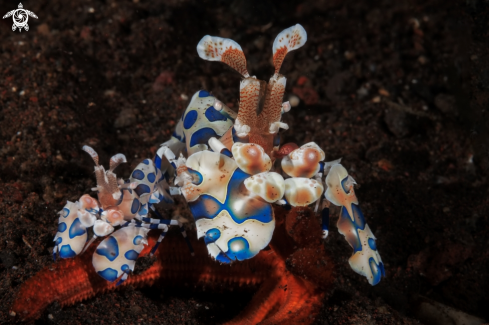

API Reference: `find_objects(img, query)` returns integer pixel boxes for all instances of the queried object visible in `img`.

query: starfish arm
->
[11,232,279,322]
[225,275,287,325]
[258,275,324,325]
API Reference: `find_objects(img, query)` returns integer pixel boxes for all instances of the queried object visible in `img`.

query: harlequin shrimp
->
[53,24,384,286]
[53,146,192,285]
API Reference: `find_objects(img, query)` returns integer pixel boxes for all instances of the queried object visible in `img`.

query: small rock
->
[434,94,457,116]
[114,109,138,128]
[130,305,142,314]
[418,56,428,64]
[414,296,486,325]
[288,95,300,107]
[378,88,390,97]
[384,109,411,138]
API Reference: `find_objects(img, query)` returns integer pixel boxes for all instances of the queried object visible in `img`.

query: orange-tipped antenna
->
[197,36,250,77]
[82,145,99,165]
[272,24,307,75]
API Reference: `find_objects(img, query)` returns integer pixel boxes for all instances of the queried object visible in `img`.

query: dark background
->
[0,0,488,324]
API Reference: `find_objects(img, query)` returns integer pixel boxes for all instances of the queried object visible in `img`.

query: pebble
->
[288,95,300,107]
[434,94,457,116]
[114,109,137,128]
[384,109,411,138]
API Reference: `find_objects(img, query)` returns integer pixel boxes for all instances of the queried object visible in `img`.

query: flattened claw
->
[348,224,385,285]
[325,163,384,285]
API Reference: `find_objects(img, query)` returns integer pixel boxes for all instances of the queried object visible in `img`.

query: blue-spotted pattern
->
[93,224,149,283]
[53,201,88,260]
[178,91,237,155]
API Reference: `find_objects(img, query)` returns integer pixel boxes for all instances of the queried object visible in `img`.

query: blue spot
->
[116,190,124,206]
[139,205,148,215]
[59,245,77,258]
[55,237,62,245]
[221,149,233,158]
[205,106,227,122]
[142,159,150,165]
[232,127,249,144]
[215,252,233,264]
[132,170,145,180]
[134,184,151,197]
[189,127,219,148]
[58,222,67,233]
[183,110,198,129]
[187,168,203,185]
[98,268,119,282]
[338,203,366,253]
[368,238,377,251]
[147,172,156,183]
[69,218,86,239]
[154,153,163,170]
[273,134,281,147]
[121,264,131,273]
[61,208,70,218]
[319,161,325,173]
[125,250,139,261]
[225,237,253,261]
[96,236,119,262]
[321,208,329,231]
[341,176,350,193]
[131,198,140,214]
[204,228,221,244]
[188,168,273,225]
[369,258,385,285]
[133,235,144,245]
[198,90,211,97]
[379,262,386,277]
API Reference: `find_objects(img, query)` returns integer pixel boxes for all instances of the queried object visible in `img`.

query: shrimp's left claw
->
[324,163,385,285]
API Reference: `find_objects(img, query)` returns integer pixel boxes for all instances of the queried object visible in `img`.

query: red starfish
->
[11,207,333,324]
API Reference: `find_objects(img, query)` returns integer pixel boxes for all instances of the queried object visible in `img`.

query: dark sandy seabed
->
[0,0,488,324]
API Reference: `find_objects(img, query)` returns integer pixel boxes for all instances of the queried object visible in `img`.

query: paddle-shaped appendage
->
[197,36,250,77]
[272,24,307,74]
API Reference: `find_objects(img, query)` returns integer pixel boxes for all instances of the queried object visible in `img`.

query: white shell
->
[244,172,285,203]
[232,142,272,175]
[281,142,325,178]
[284,177,324,207]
